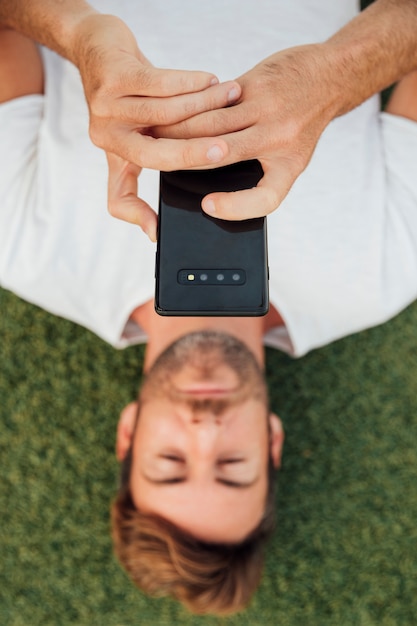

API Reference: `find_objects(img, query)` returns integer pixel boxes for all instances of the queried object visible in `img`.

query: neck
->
[131,299,282,372]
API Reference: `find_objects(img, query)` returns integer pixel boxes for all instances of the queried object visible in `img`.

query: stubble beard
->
[139,330,268,411]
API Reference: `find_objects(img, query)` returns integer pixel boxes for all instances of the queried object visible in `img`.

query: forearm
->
[0,0,101,66]
[324,0,417,118]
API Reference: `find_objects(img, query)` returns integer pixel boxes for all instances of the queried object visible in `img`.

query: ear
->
[116,401,138,462]
[269,413,285,469]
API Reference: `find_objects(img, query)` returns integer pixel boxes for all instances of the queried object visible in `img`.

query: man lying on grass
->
[1,0,417,615]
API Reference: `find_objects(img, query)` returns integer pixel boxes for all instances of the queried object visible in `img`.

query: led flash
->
[187,274,195,281]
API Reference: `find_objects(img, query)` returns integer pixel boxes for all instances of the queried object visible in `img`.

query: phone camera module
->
[178,269,246,286]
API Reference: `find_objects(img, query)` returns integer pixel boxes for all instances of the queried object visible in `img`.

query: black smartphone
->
[155,160,269,316]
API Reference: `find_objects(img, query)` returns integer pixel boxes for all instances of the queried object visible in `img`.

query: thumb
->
[201,159,297,220]
[106,152,158,241]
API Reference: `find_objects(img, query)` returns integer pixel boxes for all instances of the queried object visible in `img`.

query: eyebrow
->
[141,474,259,489]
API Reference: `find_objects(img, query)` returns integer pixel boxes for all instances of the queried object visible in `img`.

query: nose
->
[188,409,221,459]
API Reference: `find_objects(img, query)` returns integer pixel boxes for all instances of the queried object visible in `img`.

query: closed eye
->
[150,476,185,484]
[160,454,184,462]
[160,455,243,464]
[218,458,243,465]
[143,475,256,488]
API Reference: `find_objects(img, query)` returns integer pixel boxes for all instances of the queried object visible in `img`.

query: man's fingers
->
[201,162,297,220]
[106,152,157,240]
[110,193,158,241]
[157,125,262,173]
[114,80,241,126]
[153,99,251,139]
[201,186,278,221]
[135,66,220,97]
[101,131,230,171]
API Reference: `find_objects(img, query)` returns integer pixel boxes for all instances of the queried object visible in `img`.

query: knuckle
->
[252,75,267,96]
[87,80,117,117]
[140,100,170,126]
[88,122,106,149]
[172,71,194,94]
[289,151,307,175]
[282,140,310,177]
[216,195,234,219]
[267,190,281,213]
[153,104,171,126]
[181,142,197,168]
[283,117,303,143]
[107,198,120,219]
[173,119,192,138]
[155,71,171,94]
[212,108,233,133]
[89,93,110,118]
[155,69,187,96]
[182,98,199,119]
[131,66,154,92]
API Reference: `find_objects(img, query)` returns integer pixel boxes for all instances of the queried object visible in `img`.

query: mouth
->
[175,384,239,396]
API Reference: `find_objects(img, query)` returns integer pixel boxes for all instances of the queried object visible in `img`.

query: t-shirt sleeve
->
[0,95,44,280]
[0,94,43,197]
[379,111,417,318]
[381,112,417,190]
[264,107,417,358]
[0,89,155,349]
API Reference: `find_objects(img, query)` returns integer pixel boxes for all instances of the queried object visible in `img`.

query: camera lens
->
[216,273,225,281]
[232,273,241,281]
[200,273,208,281]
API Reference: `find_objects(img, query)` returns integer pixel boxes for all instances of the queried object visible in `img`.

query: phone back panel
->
[155,161,269,316]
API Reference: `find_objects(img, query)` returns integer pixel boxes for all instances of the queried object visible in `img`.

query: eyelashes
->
[160,454,183,462]
[160,454,243,465]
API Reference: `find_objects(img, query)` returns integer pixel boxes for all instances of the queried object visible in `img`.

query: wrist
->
[317,39,371,119]
[323,0,417,118]
[275,43,344,129]
[0,1,98,61]
[64,11,109,68]
[69,13,142,70]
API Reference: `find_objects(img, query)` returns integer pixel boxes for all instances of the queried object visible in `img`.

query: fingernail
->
[210,77,219,86]
[204,199,216,214]
[206,145,224,163]
[228,87,239,103]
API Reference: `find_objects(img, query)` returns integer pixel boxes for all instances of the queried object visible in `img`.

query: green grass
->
[1,286,417,626]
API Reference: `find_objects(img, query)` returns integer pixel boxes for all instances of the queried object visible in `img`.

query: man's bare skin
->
[131,300,284,371]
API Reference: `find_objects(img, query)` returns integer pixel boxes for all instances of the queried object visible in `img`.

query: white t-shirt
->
[1,0,417,357]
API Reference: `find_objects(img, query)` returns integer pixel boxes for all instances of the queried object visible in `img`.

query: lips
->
[175,384,239,396]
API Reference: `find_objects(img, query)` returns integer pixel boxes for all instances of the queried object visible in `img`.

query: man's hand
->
[0,2,240,237]
[153,0,417,221]
[74,15,240,170]
[71,14,240,236]
[154,45,336,220]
